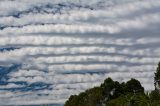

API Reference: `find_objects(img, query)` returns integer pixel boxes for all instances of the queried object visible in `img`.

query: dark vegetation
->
[64,62,160,106]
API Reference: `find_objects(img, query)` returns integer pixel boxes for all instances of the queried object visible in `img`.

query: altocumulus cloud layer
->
[0,0,160,105]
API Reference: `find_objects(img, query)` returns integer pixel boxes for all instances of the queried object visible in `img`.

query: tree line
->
[64,62,160,106]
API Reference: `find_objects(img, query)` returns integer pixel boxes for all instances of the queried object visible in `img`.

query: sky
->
[0,0,160,105]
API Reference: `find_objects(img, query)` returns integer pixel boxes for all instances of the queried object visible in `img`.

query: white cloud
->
[0,0,160,105]
[0,83,24,89]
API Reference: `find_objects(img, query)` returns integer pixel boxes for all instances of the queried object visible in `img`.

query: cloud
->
[1,36,160,48]
[0,36,134,46]
[0,0,160,105]
[0,83,24,89]
[1,13,160,35]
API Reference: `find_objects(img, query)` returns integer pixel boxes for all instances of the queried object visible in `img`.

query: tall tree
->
[154,62,160,90]
[125,78,144,93]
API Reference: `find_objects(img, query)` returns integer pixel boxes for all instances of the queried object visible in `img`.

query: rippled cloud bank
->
[0,0,160,105]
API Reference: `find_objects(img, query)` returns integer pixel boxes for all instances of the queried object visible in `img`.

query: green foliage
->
[64,62,160,106]
[155,62,160,89]
[65,95,79,106]
[65,87,103,106]
[149,89,160,106]
[64,78,146,106]
[106,93,149,106]
[100,78,125,101]
[85,87,103,106]
[125,78,144,93]
[150,89,160,101]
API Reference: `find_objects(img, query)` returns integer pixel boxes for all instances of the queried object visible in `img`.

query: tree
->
[149,62,160,106]
[125,78,144,94]
[65,77,146,106]
[149,89,160,106]
[64,95,79,106]
[150,89,160,101]
[64,62,160,106]
[86,87,103,106]
[100,78,121,101]
[154,62,160,90]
